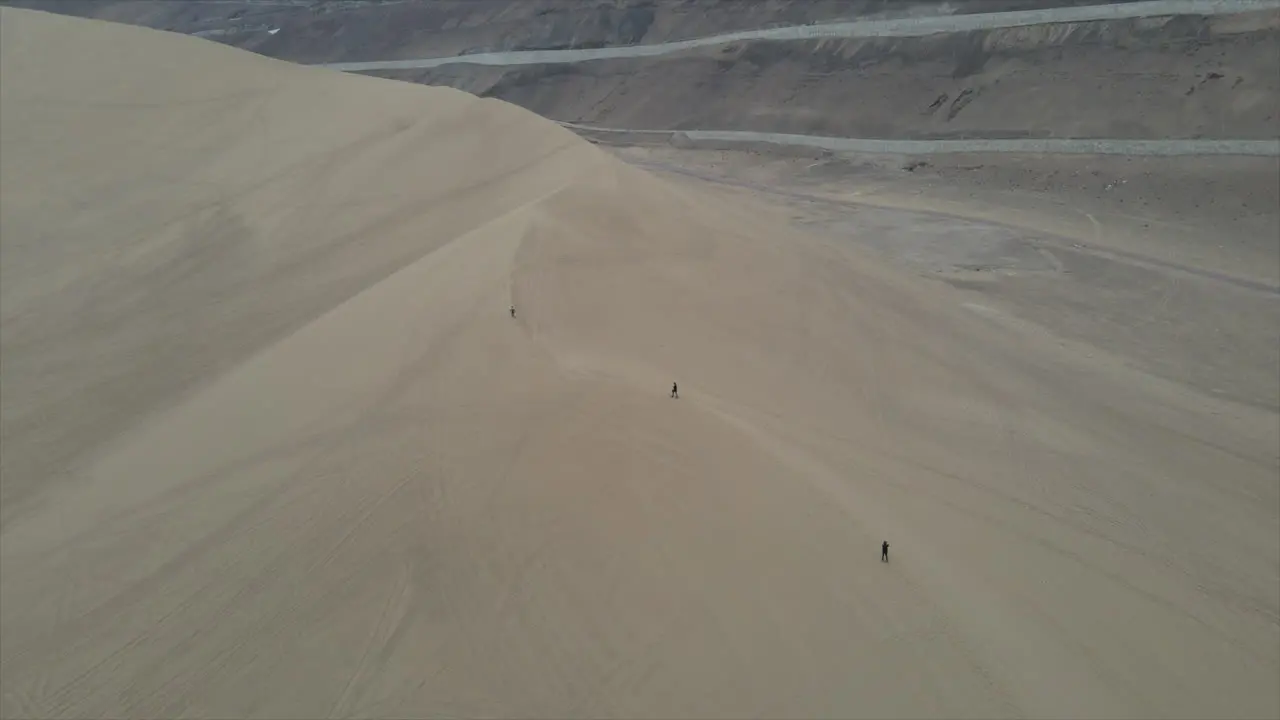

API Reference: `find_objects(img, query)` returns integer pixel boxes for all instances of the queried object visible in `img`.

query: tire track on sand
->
[328,560,415,719]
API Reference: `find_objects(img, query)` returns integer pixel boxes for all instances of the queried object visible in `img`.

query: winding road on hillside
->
[320,0,1279,71]
[561,123,1280,156]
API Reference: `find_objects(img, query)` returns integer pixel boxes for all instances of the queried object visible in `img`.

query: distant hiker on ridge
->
[881,541,890,563]
[671,382,678,399]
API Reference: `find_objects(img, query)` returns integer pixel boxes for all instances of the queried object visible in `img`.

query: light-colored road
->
[319,0,1279,71]
[562,123,1280,156]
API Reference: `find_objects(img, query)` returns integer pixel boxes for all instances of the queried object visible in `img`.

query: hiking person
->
[881,541,889,562]
[510,305,516,318]
[671,382,678,399]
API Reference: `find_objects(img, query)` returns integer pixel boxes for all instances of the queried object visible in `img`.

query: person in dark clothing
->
[510,305,516,318]
[671,382,678,399]
[881,541,889,562]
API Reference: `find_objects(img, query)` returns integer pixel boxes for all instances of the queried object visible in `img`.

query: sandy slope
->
[1,8,1277,719]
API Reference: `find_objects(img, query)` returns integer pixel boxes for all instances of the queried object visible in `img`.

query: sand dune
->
[1,8,1277,719]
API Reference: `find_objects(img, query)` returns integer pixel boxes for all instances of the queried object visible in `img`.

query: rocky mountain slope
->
[3,1,1163,62]
[395,10,1280,140]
